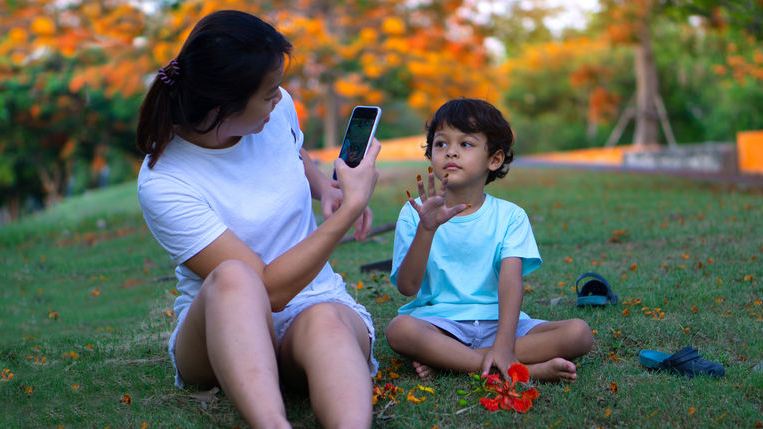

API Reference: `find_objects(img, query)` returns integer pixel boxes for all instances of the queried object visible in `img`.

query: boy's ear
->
[488,150,505,172]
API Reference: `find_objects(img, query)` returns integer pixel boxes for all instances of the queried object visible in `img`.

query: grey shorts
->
[168,286,377,388]
[418,316,547,349]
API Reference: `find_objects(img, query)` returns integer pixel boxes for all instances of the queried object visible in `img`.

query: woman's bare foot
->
[412,361,434,380]
[526,357,577,382]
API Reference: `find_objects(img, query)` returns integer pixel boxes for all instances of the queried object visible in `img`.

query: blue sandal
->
[639,346,725,377]
[575,272,618,307]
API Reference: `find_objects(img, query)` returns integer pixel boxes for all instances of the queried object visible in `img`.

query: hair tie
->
[157,59,180,86]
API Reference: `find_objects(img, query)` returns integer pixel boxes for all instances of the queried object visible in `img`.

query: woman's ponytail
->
[137,61,180,169]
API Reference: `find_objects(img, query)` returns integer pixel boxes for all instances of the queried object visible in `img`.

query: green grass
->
[1,164,762,428]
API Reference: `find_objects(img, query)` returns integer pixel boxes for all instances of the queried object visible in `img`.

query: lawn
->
[1,163,761,428]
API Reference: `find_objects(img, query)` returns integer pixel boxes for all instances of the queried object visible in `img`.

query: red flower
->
[522,387,540,401]
[479,397,500,412]
[508,363,530,383]
[484,373,501,386]
[475,363,539,414]
[510,396,533,413]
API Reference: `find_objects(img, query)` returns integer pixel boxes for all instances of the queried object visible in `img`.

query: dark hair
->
[424,98,514,184]
[137,10,292,168]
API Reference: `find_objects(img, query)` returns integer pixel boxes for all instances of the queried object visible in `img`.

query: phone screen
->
[338,107,380,168]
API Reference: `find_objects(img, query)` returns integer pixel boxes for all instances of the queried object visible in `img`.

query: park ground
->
[1,162,762,428]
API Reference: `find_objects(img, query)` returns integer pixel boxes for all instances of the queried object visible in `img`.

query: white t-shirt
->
[138,88,345,317]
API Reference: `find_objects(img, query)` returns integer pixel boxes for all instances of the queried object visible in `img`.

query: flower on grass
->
[406,384,435,404]
[372,382,403,405]
[460,363,540,414]
[1,368,14,381]
[120,393,132,405]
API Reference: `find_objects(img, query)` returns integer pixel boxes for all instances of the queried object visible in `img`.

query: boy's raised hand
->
[406,168,468,232]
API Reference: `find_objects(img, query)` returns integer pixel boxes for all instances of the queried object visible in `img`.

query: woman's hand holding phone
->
[332,138,381,235]
[319,179,373,241]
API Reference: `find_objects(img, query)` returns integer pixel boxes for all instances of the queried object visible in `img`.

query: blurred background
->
[1,0,762,222]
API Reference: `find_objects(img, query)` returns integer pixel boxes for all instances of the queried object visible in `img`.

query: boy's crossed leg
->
[385,315,593,382]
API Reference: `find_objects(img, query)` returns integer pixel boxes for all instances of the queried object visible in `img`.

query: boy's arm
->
[481,257,523,378]
[396,170,468,296]
[395,224,436,296]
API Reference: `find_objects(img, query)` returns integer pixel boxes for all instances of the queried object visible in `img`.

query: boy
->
[385,99,593,381]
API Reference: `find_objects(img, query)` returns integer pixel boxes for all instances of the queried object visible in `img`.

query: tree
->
[0,1,148,213]
[597,0,763,148]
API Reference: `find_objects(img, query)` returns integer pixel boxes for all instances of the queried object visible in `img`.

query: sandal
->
[639,346,725,378]
[575,272,618,307]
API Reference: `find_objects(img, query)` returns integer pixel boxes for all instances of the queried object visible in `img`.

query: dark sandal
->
[575,272,618,307]
[639,346,725,377]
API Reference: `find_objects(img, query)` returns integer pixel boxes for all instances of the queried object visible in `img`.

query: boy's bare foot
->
[412,361,433,380]
[526,357,577,382]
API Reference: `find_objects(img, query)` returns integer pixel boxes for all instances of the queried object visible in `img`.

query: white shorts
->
[418,316,547,349]
[168,286,378,388]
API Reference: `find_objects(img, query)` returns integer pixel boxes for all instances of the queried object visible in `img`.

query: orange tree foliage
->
[154,1,502,139]
[1,0,503,209]
[0,0,149,207]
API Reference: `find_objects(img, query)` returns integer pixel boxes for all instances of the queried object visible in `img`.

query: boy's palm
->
[408,170,467,231]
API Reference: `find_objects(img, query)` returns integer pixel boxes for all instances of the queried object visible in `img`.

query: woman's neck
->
[175,126,241,149]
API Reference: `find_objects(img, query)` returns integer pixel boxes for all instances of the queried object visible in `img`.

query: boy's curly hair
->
[424,98,514,184]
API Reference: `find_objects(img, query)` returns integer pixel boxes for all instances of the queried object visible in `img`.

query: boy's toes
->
[527,358,578,382]
[412,361,433,380]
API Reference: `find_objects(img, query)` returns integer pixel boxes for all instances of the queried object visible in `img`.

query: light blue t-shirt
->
[390,194,542,321]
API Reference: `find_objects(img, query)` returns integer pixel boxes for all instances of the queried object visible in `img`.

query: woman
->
[136,10,379,428]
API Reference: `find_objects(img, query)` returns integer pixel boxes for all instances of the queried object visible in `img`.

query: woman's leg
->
[385,315,484,375]
[278,303,372,429]
[174,260,289,429]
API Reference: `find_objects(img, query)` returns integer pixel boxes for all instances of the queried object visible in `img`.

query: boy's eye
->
[434,141,447,148]
[461,141,473,148]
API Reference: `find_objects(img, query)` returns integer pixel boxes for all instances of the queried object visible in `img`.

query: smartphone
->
[333,106,382,178]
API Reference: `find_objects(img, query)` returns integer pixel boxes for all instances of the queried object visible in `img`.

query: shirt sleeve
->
[500,209,542,276]
[390,202,418,286]
[138,177,228,265]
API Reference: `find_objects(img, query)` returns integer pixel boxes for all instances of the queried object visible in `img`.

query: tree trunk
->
[323,81,338,148]
[633,20,660,148]
[318,0,339,148]
[38,165,62,207]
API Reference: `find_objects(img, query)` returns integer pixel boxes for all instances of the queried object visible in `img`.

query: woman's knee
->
[203,259,267,300]
[294,303,352,337]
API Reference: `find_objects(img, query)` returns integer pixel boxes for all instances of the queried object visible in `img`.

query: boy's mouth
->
[444,163,461,170]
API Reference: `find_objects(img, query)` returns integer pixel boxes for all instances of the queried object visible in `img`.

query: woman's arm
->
[302,146,373,240]
[481,257,523,378]
[301,148,332,201]
[184,140,381,311]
